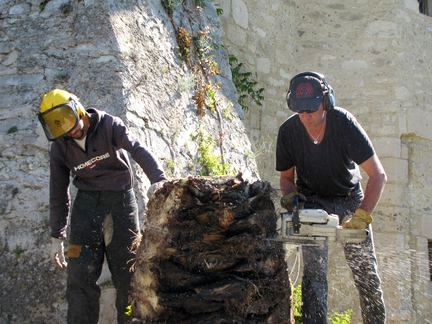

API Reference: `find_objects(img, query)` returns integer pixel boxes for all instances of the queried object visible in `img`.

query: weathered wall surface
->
[0,1,259,323]
[219,0,432,322]
[402,134,432,323]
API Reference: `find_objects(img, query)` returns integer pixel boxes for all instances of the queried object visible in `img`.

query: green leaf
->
[7,126,18,134]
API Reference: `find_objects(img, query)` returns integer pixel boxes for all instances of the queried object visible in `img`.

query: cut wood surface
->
[130,175,292,323]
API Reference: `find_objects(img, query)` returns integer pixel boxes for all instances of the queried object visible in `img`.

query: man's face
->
[298,102,326,128]
[67,119,86,139]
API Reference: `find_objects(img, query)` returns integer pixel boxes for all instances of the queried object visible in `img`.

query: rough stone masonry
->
[0,1,259,323]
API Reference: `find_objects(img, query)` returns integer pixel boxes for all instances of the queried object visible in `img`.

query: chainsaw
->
[278,204,367,246]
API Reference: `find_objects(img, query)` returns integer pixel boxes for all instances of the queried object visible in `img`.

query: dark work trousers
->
[301,192,386,324]
[66,189,139,324]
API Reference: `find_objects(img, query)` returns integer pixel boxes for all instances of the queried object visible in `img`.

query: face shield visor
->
[38,101,80,141]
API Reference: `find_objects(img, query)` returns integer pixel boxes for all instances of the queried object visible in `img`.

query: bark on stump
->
[130,175,293,323]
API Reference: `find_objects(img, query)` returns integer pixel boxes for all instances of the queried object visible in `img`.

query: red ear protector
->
[287,71,335,111]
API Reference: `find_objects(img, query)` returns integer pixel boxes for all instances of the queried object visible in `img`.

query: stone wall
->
[402,134,432,323]
[0,1,259,323]
[1,0,432,323]
[219,0,432,322]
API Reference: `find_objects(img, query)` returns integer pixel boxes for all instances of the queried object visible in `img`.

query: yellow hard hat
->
[38,89,87,141]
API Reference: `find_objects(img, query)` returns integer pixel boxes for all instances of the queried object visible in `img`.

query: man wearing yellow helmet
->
[38,89,88,141]
[38,89,167,324]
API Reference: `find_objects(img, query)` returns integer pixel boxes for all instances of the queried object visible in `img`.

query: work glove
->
[147,180,167,200]
[50,237,67,269]
[280,191,306,211]
[342,208,373,230]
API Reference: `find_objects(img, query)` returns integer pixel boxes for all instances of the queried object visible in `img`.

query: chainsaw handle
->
[292,196,301,234]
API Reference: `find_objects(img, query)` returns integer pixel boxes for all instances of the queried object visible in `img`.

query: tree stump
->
[130,175,293,323]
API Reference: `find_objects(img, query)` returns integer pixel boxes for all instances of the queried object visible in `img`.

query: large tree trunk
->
[130,175,293,323]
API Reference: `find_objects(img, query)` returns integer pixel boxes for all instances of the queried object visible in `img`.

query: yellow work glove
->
[343,208,373,229]
[280,192,306,211]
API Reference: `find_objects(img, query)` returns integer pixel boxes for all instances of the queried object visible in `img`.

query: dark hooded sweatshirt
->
[49,108,166,238]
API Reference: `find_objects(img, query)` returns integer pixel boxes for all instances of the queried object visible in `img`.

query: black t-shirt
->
[276,107,374,197]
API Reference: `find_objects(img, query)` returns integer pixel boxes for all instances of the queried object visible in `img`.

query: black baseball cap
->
[288,76,324,113]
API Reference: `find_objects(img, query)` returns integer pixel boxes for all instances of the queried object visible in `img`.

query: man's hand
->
[280,192,306,211]
[147,180,167,200]
[50,238,67,269]
[343,208,373,229]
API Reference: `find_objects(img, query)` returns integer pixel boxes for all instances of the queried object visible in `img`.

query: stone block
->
[372,206,410,233]
[252,26,266,38]
[220,0,231,17]
[267,77,285,87]
[409,208,432,237]
[379,182,409,207]
[0,74,43,86]
[248,129,261,145]
[364,21,399,39]
[264,87,277,96]
[247,108,261,129]
[412,237,431,288]
[419,214,432,239]
[245,37,258,52]
[256,57,271,74]
[1,50,18,66]
[395,86,410,100]
[0,66,17,76]
[404,0,420,12]
[275,49,294,65]
[226,24,247,46]
[276,109,290,119]
[261,114,278,132]
[406,107,432,139]
[380,157,408,185]
[9,3,30,15]
[364,112,402,137]
[0,43,12,54]
[341,59,369,71]
[232,0,248,29]
[374,137,401,158]
[278,67,291,80]
[400,142,409,160]
[374,232,408,259]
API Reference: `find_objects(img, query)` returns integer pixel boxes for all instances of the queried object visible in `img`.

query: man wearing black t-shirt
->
[276,72,387,324]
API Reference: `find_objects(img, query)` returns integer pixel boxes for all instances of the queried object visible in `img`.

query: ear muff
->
[287,71,335,111]
[324,83,335,110]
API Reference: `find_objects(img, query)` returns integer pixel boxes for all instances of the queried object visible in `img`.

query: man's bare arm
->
[359,154,387,213]
[279,167,297,195]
